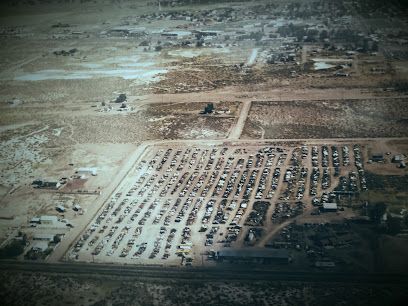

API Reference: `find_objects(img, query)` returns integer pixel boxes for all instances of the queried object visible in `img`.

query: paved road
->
[1,260,408,284]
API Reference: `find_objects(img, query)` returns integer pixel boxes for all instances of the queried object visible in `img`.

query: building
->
[77,167,97,176]
[392,155,405,163]
[216,248,290,264]
[40,215,58,225]
[371,153,384,162]
[32,180,61,189]
[29,217,40,224]
[322,203,338,212]
[32,240,49,252]
[33,233,55,241]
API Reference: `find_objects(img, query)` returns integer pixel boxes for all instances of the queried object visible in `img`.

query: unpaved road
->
[228,100,252,139]
[247,48,259,66]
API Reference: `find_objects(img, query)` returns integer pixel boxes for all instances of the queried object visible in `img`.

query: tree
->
[204,103,214,114]
[368,202,387,224]
[387,217,402,235]
[53,235,61,244]
[0,240,25,258]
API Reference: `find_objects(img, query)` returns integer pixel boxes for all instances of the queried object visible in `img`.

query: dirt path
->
[228,100,251,139]
[257,219,293,246]
[301,44,310,67]
[145,87,406,106]
[247,48,259,66]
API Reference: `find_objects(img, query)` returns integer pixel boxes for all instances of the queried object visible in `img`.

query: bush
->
[0,240,25,258]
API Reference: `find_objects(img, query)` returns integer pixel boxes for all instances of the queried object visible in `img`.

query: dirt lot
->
[242,98,408,139]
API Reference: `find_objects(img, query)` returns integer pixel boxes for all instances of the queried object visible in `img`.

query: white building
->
[322,203,338,212]
[77,167,98,176]
[40,215,59,225]
[33,233,55,241]
[30,217,40,224]
[32,240,49,251]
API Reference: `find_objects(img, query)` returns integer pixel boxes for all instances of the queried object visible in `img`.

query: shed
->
[33,233,55,241]
[30,217,41,224]
[40,215,58,225]
[322,203,338,212]
[392,155,405,163]
[77,167,97,176]
[371,153,384,162]
[32,180,61,189]
[32,240,49,252]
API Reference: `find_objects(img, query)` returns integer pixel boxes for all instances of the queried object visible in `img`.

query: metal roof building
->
[40,215,59,225]
[322,203,338,211]
[77,167,97,176]
[216,248,290,264]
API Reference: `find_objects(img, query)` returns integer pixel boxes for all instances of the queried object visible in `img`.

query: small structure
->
[33,233,55,241]
[40,215,59,225]
[399,161,406,169]
[200,103,214,115]
[32,180,61,189]
[322,203,338,212]
[30,217,41,224]
[77,167,97,176]
[392,155,405,163]
[115,93,127,103]
[371,153,384,162]
[31,240,49,252]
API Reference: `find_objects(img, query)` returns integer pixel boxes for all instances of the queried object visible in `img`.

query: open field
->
[242,98,408,139]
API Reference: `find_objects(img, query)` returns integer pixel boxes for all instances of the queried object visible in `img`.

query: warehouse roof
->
[323,203,338,210]
[40,215,59,223]
[217,248,289,259]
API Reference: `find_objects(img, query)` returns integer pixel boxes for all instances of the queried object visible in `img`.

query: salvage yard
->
[68,140,369,267]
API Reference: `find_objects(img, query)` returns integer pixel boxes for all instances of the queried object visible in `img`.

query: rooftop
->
[217,248,289,259]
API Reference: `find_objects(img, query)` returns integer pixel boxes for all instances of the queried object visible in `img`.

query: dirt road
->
[228,100,252,139]
[247,48,259,66]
